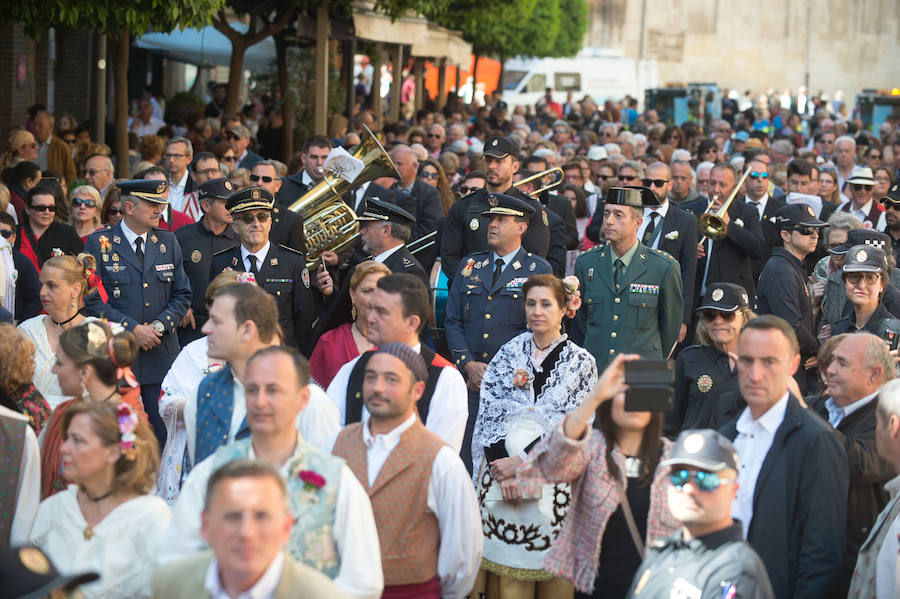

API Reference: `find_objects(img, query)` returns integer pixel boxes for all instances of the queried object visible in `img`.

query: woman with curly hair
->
[0,323,51,435]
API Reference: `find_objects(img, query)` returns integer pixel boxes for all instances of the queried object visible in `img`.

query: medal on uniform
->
[469,218,479,231]
[112,253,119,262]
[112,235,121,245]
[588,267,594,280]
[542,211,549,226]
[232,257,239,266]
[461,258,475,277]
[160,243,166,253]
[113,287,121,299]
[191,250,202,263]
[697,374,714,393]
[512,260,521,271]
[150,234,158,244]
[529,262,536,271]
[271,258,278,266]
[98,235,111,253]
[301,268,310,288]
[102,254,109,262]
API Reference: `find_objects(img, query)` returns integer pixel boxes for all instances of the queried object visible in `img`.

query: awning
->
[134,23,276,70]
[411,24,472,67]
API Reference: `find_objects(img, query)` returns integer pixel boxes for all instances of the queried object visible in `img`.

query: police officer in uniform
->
[355,197,428,285]
[174,177,239,346]
[440,136,552,281]
[626,429,774,599]
[444,192,552,471]
[832,244,900,337]
[83,179,192,445]
[575,187,683,371]
[211,187,331,354]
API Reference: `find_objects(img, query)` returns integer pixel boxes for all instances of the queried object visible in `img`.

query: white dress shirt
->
[372,244,403,264]
[326,344,468,452]
[241,242,271,274]
[37,138,51,170]
[119,218,148,256]
[168,170,190,213]
[876,474,900,599]
[129,116,166,139]
[162,437,383,599]
[327,414,482,599]
[824,390,879,428]
[637,200,670,249]
[204,551,284,599]
[732,392,790,538]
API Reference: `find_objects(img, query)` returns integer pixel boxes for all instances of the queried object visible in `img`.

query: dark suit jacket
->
[540,191,579,250]
[392,179,442,244]
[748,194,787,282]
[12,249,41,322]
[276,170,316,206]
[237,150,263,171]
[653,204,699,324]
[721,395,849,599]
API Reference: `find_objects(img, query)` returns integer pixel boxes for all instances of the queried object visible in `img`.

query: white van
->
[501,47,658,111]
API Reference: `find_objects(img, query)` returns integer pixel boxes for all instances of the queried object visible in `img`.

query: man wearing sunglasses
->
[226,125,262,171]
[625,429,773,599]
[250,161,307,256]
[839,166,881,228]
[755,204,825,393]
[211,187,330,354]
[743,160,786,282]
[878,184,900,265]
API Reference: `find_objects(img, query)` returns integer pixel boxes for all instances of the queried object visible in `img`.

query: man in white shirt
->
[839,166,881,228]
[720,314,848,599]
[130,98,166,139]
[327,273,467,452]
[153,459,348,599]
[163,137,195,213]
[162,346,383,599]
[330,343,481,599]
[849,378,900,598]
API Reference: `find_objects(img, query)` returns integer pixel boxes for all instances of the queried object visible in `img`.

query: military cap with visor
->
[662,429,740,472]
[116,179,169,204]
[604,186,660,208]
[773,203,825,230]
[355,196,417,227]
[198,177,234,202]
[696,282,750,313]
[481,193,535,219]
[842,244,888,274]
[226,186,274,214]
[483,136,515,159]
[828,228,891,256]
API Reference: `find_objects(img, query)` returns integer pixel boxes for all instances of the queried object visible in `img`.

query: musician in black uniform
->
[440,136,551,280]
[355,197,428,285]
[174,177,239,346]
[211,187,332,354]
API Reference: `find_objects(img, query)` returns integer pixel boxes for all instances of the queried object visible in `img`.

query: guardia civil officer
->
[626,429,774,599]
[83,179,192,445]
[574,186,683,371]
[444,192,551,471]
[174,177,239,346]
[211,187,331,354]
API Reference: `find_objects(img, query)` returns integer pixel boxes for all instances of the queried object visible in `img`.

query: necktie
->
[492,258,504,286]
[248,254,260,277]
[642,211,659,245]
[134,237,144,265]
[614,258,624,289]
[749,201,762,219]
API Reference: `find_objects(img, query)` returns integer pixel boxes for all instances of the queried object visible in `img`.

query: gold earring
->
[351,304,357,320]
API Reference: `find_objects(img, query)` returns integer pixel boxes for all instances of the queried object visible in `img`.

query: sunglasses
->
[792,226,819,236]
[107,207,122,216]
[642,178,669,188]
[426,133,442,138]
[597,175,611,181]
[852,184,874,191]
[669,470,735,492]
[0,230,13,239]
[845,272,881,286]
[885,202,900,211]
[458,185,480,195]
[72,198,97,208]
[420,172,439,180]
[224,133,237,141]
[237,212,271,224]
[64,138,77,145]
[618,175,639,182]
[749,171,769,180]
[30,204,56,212]
[222,156,237,163]
[249,174,278,183]
[702,309,737,322]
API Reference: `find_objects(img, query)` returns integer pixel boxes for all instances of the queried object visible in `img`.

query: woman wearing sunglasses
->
[100,188,123,227]
[16,183,83,271]
[666,283,755,437]
[69,185,104,242]
[417,158,454,215]
[831,245,900,338]
[516,355,679,598]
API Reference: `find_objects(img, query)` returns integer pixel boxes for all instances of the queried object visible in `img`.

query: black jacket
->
[747,194,787,282]
[540,191,579,251]
[15,221,83,268]
[666,343,738,437]
[392,179,443,245]
[12,249,41,322]
[655,204,699,324]
[275,170,316,206]
[832,302,900,338]
[720,395,849,599]
[756,248,817,357]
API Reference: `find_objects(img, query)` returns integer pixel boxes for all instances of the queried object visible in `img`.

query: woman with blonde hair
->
[227,167,250,191]
[29,398,169,598]
[1,129,39,170]
[0,323,51,435]
[69,185,104,241]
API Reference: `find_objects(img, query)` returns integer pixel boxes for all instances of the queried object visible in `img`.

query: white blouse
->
[18,315,67,410]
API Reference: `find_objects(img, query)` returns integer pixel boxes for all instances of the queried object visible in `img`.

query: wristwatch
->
[151,320,166,334]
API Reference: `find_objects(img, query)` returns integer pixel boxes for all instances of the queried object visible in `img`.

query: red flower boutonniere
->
[513,368,531,390]
[299,470,326,492]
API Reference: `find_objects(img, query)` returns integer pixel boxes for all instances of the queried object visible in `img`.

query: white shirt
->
[119,218,148,256]
[204,551,284,599]
[129,115,166,139]
[745,193,769,221]
[637,200,670,249]
[372,244,403,264]
[841,198,875,225]
[731,392,790,538]
[241,242,271,274]
[325,414,482,599]
[0,406,39,545]
[876,474,900,598]
[825,390,879,428]
[168,170,190,213]
[353,181,371,213]
[37,137,51,170]
[325,344,468,452]
[162,437,383,599]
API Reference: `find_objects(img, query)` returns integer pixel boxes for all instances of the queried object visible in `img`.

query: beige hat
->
[847,166,876,186]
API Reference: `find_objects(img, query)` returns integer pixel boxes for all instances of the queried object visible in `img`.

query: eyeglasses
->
[669,470,735,492]
[249,174,278,183]
[196,168,221,177]
[852,184,874,191]
[162,153,190,160]
[642,178,669,188]
[749,171,769,180]
[224,133,239,141]
[30,204,56,212]
[222,156,237,163]
[618,175,639,182]
[426,133,442,138]
[0,230,13,239]
[885,202,900,211]
[792,226,819,236]
[420,171,439,180]
[597,175,611,181]
[845,272,881,286]
[107,207,122,216]
[458,185,480,195]
[237,212,271,224]
[702,309,737,322]
[72,198,97,208]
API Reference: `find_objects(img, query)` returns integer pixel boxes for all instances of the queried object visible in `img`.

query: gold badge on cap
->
[191,250,202,263]
[488,195,498,207]
[251,189,260,199]
[156,182,166,194]
[225,180,233,191]
[856,249,868,263]
[683,432,706,454]
[491,139,499,146]
[711,288,724,302]
[697,374,714,393]
[807,205,815,216]
[470,218,479,231]
[19,547,50,574]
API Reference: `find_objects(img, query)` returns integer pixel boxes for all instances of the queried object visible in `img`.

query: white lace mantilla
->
[472,331,598,479]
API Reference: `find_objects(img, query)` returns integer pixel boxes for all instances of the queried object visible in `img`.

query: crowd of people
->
[2,83,900,599]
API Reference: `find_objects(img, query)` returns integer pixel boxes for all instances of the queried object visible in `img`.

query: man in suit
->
[276,135,333,206]
[154,459,348,599]
[211,187,328,354]
[720,315,848,599]
[83,179,192,445]
[638,162,698,343]
[813,333,894,587]
[33,110,76,184]
[742,159,786,282]
[163,136,198,215]
[389,145,442,246]
[249,160,306,254]
[355,197,427,285]
[227,125,263,171]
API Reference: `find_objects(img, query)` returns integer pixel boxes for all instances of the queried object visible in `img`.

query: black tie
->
[248,254,260,277]
[134,237,144,265]
[643,212,658,245]
[614,258,624,289]
[492,258,504,286]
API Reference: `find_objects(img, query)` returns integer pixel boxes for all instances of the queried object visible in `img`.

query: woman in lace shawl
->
[471,274,596,598]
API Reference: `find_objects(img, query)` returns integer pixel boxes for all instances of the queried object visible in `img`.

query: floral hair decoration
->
[117,402,138,460]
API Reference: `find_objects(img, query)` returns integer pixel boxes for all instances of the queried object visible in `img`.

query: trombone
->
[698,167,752,241]
[513,167,564,197]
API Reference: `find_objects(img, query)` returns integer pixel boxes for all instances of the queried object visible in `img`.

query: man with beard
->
[878,184,900,264]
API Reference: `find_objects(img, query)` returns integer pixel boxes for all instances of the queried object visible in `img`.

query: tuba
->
[698,167,752,240]
[289,125,400,269]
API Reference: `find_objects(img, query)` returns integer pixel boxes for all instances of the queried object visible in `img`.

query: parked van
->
[501,47,658,110]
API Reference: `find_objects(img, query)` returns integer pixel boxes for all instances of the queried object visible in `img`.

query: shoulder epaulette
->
[213,245,238,256]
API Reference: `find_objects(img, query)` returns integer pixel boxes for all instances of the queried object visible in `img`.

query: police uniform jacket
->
[174,219,239,342]
[665,343,739,438]
[211,243,316,354]
[83,223,192,385]
[755,248,817,358]
[575,241,683,371]
[445,246,551,369]
[440,187,550,280]
[625,522,774,599]
[381,245,428,287]
[832,302,900,338]
[822,268,900,329]
[270,204,307,255]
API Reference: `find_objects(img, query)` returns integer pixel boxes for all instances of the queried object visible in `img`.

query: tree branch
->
[212,9,240,43]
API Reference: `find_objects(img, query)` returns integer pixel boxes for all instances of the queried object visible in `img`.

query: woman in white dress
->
[18,253,98,410]
[472,274,597,598]
[29,399,170,599]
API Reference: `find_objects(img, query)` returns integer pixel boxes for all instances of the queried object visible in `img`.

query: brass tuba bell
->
[289,124,400,269]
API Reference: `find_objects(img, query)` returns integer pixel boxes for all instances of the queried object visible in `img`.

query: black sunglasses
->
[458,185,480,195]
[249,175,278,184]
[30,204,56,212]
[618,175,639,182]
[702,309,737,322]
[642,178,669,188]
[793,226,819,236]
[237,212,271,224]
[0,230,14,239]
[852,183,874,191]
[107,207,122,216]
[72,198,97,208]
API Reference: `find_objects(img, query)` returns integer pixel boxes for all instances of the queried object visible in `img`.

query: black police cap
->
[226,186,274,214]
[198,177,234,202]
[481,193,536,219]
[696,282,750,313]
[483,136,515,159]
[604,186,660,208]
[116,179,168,204]
[829,228,891,255]
[842,244,888,274]
[773,203,825,230]
[355,197,417,226]
[0,545,99,599]
[662,429,740,472]
[882,183,900,205]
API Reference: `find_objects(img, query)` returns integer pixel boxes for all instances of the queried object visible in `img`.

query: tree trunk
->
[224,38,248,115]
[472,52,479,108]
[275,31,293,160]
[113,32,131,178]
